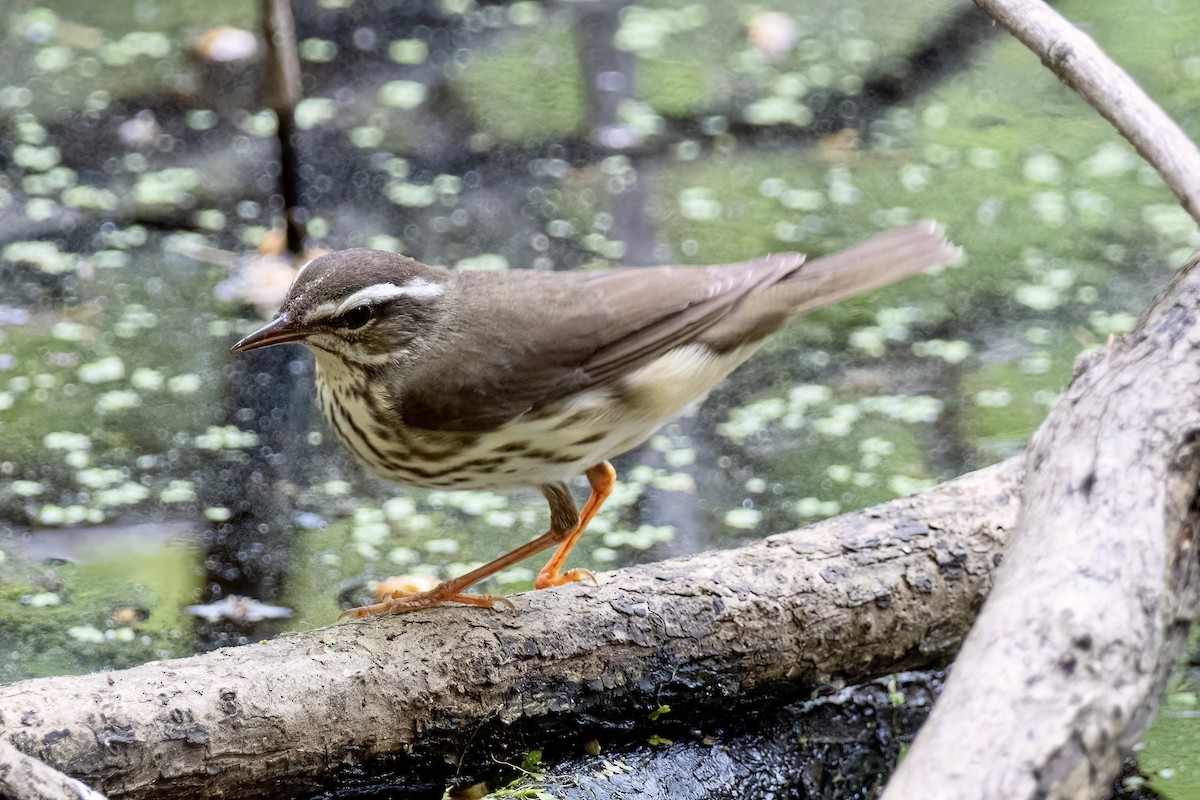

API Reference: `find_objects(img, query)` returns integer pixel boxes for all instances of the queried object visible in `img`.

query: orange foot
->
[340,461,617,621]
[532,462,614,590]
[535,566,597,589]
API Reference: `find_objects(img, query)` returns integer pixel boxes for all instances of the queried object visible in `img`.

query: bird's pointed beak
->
[230,313,308,353]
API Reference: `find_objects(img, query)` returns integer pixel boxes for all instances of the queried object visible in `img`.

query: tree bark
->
[883,257,1200,799]
[0,457,1022,799]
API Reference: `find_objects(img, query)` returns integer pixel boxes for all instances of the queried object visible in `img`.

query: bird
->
[231,221,961,618]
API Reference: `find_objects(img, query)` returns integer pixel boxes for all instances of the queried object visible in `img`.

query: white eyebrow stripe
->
[335,283,415,316]
[398,278,444,300]
[301,279,445,325]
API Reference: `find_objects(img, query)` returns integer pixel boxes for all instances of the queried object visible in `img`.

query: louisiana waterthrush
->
[231,221,961,618]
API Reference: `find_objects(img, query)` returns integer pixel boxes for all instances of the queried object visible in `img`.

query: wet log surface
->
[0,457,1021,799]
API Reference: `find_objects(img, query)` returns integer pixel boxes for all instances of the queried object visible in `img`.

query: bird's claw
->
[534,567,597,589]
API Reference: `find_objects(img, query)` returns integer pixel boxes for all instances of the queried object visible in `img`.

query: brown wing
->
[699,220,962,352]
[396,222,960,432]
[396,254,804,432]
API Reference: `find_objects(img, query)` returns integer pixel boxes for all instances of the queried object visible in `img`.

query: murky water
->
[2,0,1199,793]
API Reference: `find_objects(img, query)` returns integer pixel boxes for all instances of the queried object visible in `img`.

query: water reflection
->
[193,342,301,651]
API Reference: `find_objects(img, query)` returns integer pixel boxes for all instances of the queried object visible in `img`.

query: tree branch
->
[0,457,1022,799]
[973,0,1200,225]
[884,254,1200,798]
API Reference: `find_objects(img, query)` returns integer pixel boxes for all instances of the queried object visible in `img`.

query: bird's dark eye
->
[339,305,373,330]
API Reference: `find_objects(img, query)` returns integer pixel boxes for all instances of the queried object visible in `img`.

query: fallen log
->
[884,255,1200,799]
[0,455,1022,799]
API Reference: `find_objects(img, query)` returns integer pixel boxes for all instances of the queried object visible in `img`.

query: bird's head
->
[230,249,450,366]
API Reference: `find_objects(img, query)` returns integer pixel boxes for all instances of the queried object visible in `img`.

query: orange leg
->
[340,461,616,619]
[535,461,615,589]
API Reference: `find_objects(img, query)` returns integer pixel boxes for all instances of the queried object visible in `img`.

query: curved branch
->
[974,0,1200,225]
[884,256,1200,798]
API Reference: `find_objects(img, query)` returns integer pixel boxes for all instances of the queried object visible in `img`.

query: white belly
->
[314,342,760,489]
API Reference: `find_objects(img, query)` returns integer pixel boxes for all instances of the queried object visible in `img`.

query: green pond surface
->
[1,0,1199,795]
